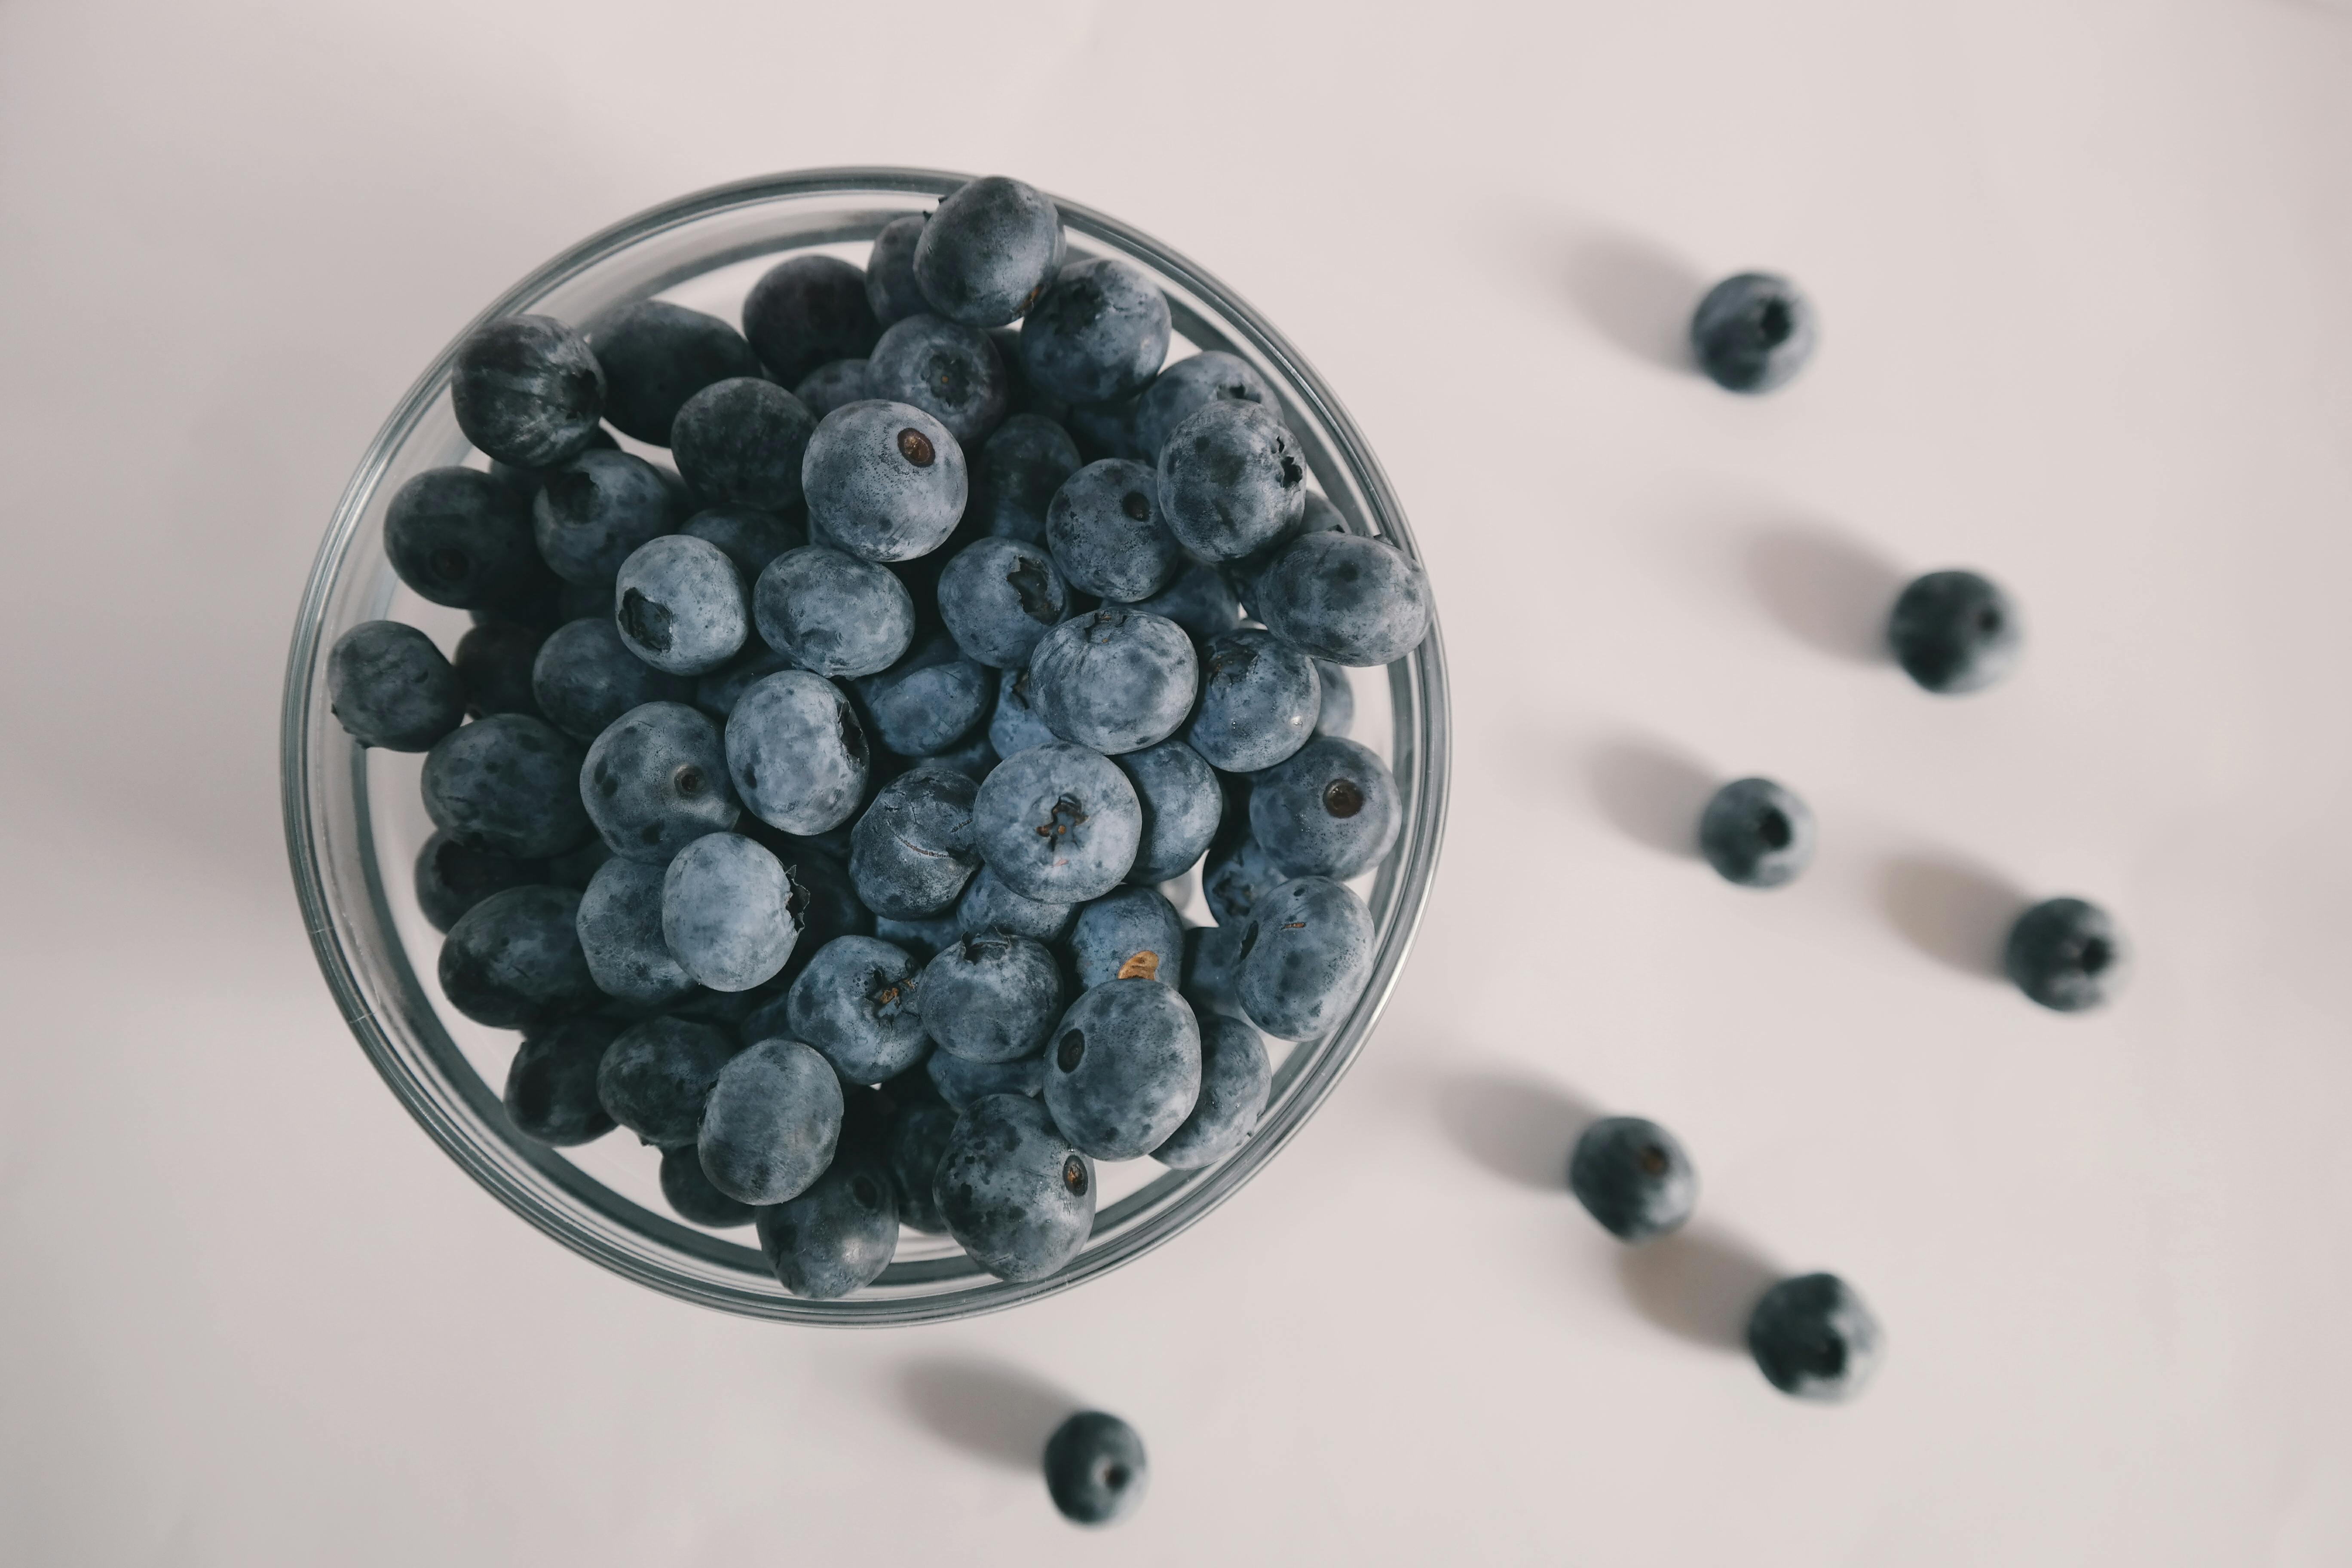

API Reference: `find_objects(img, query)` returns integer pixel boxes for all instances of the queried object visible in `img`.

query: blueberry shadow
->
[1560,232,1706,374]
[1877,854,2029,980]
[1614,1224,1781,1352]
[896,1357,1076,1472]
[1586,738,1715,859]
[1743,526,1906,665]
[1436,1071,1602,1191]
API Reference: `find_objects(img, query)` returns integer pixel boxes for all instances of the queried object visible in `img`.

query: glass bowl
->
[280,168,1450,1325]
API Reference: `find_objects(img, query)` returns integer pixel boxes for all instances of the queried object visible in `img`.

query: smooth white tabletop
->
[5,1,2351,1562]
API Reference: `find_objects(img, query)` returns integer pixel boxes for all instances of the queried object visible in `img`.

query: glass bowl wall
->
[281,168,1449,1324]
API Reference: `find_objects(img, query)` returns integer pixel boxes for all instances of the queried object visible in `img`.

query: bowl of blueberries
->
[281,168,1449,1323]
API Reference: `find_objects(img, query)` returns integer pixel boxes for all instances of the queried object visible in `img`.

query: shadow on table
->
[1559,230,1706,374]
[1741,524,1906,665]
[1585,736,1715,859]
[1436,1070,1602,1191]
[1877,853,2027,980]
[1615,1224,1782,1352]
[895,1357,1075,1471]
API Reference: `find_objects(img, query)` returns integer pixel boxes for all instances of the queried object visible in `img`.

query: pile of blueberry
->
[325,176,1433,1310]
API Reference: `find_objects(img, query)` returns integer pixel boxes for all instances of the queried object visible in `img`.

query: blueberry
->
[1065,394,1145,463]
[2004,897,2127,1012]
[1568,1117,1698,1241]
[852,633,992,756]
[1069,885,1185,993]
[784,934,930,1084]
[451,619,545,720]
[957,866,1079,945]
[660,1143,755,1227]
[1256,532,1432,668]
[328,620,463,750]
[920,934,1064,1063]
[938,537,1067,669]
[438,884,597,1027]
[988,664,1059,757]
[423,714,592,858]
[1691,273,1817,394]
[887,1101,960,1232]
[1249,735,1400,879]
[969,413,1082,545]
[753,544,916,680]
[802,400,967,563]
[744,254,882,387]
[530,617,692,741]
[503,1013,623,1145]
[1698,778,1815,889]
[663,833,801,992]
[613,535,747,677]
[1133,561,1243,646]
[1046,458,1183,603]
[1113,738,1221,885]
[1180,923,1246,1021]
[1235,875,1374,1040]
[669,378,816,512]
[1156,401,1305,564]
[596,1015,736,1148]
[1746,1273,1882,1401]
[576,856,698,1006]
[1028,609,1198,756]
[933,1093,1095,1281]
[928,1051,1045,1110]
[1043,1412,1148,1526]
[919,727,999,786]
[1155,1011,1270,1173]
[972,741,1142,903]
[1185,628,1319,773]
[450,315,606,469]
[868,315,1011,445]
[1889,570,2020,695]
[864,214,930,329]
[873,912,964,964]
[694,642,791,718]
[416,829,542,933]
[1043,979,1201,1160]
[580,701,738,862]
[1312,658,1354,737]
[756,1141,899,1298]
[1133,350,1279,461]
[383,467,542,610]
[533,449,681,586]
[584,299,764,444]
[913,177,1062,327]
[694,1036,842,1203]
[1202,831,1286,927]
[794,359,874,419]
[850,766,980,918]
[1019,257,1172,406]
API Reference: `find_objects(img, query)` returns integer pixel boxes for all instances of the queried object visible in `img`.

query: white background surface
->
[4,1,2351,1562]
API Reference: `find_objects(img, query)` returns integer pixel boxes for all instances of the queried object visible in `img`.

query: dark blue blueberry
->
[1156,401,1305,564]
[1202,834,1286,928]
[753,544,916,679]
[613,535,748,677]
[939,537,1067,668]
[970,413,1082,545]
[920,934,1064,1063]
[660,1142,755,1227]
[957,866,1078,945]
[663,833,801,992]
[795,359,875,419]
[1889,570,2020,695]
[873,912,963,964]
[2004,897,2128,1012]
[451,620,546,720]
[887,1100,959,1233]
[583,299,764,444]
[1568,1117,1698,1241]
[1249,735,1400,880]
[868,315,1011,445]
[1043,1412,1147,1526]
[416,829,542,934]
[682,502,806,584]
[852,634,992,757]
[1699,778,1815,889]
[451,315,606,469]
[438,884,597,1027]
[919,727,999,786]
[928,1051,1044,1110]
[423,713,592,858]
[1046,458,1182,603]
[756,1140,898,1298]
[1256,532,1433,668]
[697,1037,842,1204]
[581,701,738,862]
[384,467,542,609]
[695,642,791,718]
[503,1012,622,1145]
[864,214,929,329]
[1019,257,1172,406]
[596,1015,735,1147]
[1069,885,1185,993]
[544,834,614,891]
[1746,1273,1882,1401]
[531,617,693,741]
[1028,609,1198,756]
[669,378,815,512]
[1235,875,1374,1040]
[1113,738,1221,885]
[1180,923,1246,1021]
[785,934,930,1083]
[850,766,980,918]
[328,620,462,750]
[802,401,967,563]
[1691,273,1817,394]
[1133,561,1242,646]
[972,741,1142,903]
[1133,349,1278,461]
[1065,394,1144,463]
[576,856,698,1006]
[1225,488,1346,613]
[1185,628,1318,773]
[744,254,881,387]
[1312,658,1354,738]
[1152,1010,1268,1170]
[933,1093,1094,1281]
[532,449,681,586]
[914,177,1062,328]
[1043,979,1200,1160]
[988,665,1058,757]
[992,327,1071,423]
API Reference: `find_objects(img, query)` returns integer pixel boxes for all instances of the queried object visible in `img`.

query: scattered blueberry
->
[580,701,739,862]
[416,829,542,934]
[450,314,606,469]
[753,544,916,680]
[2004,897,2127,1012]
[1186,628,1319,773]
[614,534,748,677]
[1249,735,1400,880]
[938,536,1067,668]
[972,741,1142,903]
[744,254,882,387]
[697,1037,842,1204]
[785,934,931,1084]
[583,299,765,444]
[1043,979,1201,1160]
[933,1093,1095,1282]
[532,449,681,586]
[383,467,542,609]
[663,833,801,992]
[1133,561,1242,646]
[659,1142,755,1227]
[423,713,593,859]
[1043,1412,1148,1526]
[1155,400,1305,563]
[438,884,597,1027]
[328,620,463,750]
[887,1101,959,1232]
[1046,458,1182,603]
[596,1015,736,1148]
[1152,1010,1269,1171]
[853,633,992,757]
[928,1050,1045,1110]
[850,766,980,918]
[1698,778,1815,889]
[1235,875,1374,1040]
[794,359,874,419]
[670,379,816,513]
[920,933,1065,1062]
[756,1139,899,1298]
[802,400,968,563]
[576,856,699,1006]
[693,642,791,718]
[1312,658,1354,737]
[1020,257,1172,406]
[452,620,545,719]
[1201,830,1286,928]
[970,413,1081,545]
[1113,738,1221,885]
[1691,273,1817,394]
[1746,1273,1882,1402]
[957,865,1079,946]
[1133,349,1279,460]
[503,1013,623,1145]
[868,315,1011,444]
[914,177,1062,328]
[1069,885,1185,992]
[1888,570,2021,695]
[1255,532,1432,667]
[1568,1117,1698,1241]
[531,617,692,741]
[1028,609,1198,756]
[988,665,1060,758]
[864,214,930,329]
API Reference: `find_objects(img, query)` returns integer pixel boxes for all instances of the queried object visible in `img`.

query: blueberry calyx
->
[673,765,706,798]
[428,547,469,582]
[1323,778,1364,818]
[1115,951,1160,980]
[851,1173,882,1208]
[1037,795,1088,841]
[1062,1155,1088,1195]
[1120,490,1151,521]
[897,428,936,467]
[1057,1028,1086,1070]
[619,588,673,652]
